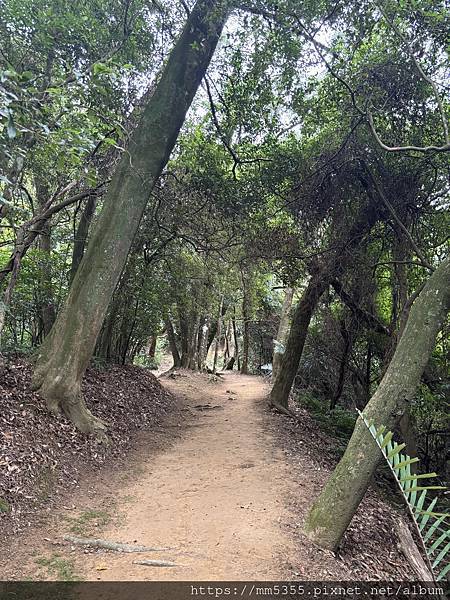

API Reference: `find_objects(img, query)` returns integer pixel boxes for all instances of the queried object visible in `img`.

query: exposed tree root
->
[132,559,178,567]
[63,535,171,553]
[395,521,434,582]
[269,400,298,420]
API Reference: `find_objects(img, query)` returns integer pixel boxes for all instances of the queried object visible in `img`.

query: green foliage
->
[298,391,357,440]
[35,555,81,581]
[0,497,11,513]
[361,412,449,581]
[66,509,111,536]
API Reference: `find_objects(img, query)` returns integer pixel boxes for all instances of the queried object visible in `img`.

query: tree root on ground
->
[269,401,298,420]
[63,535,171,553]
[132,559,178,567]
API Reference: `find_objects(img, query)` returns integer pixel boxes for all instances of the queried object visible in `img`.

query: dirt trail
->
[2,371,300,580]
[89,371,298,580]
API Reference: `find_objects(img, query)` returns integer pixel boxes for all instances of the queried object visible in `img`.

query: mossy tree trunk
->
[31,0,230,434]
[304,256,450,551]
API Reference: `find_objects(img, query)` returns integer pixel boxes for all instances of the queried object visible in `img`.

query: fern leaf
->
[408,485,446,493]
[395,457,420,470]
[423,513,448,541]
[437,562,450,581]
[427,531,450,555]
[358,411,449,582]
[431,542,450,569]
[400,473,438,482]
[380,430,392,448]
[387,443,406,458]
[421,497,439,532]
[415,490,427,517]
[409,477,418,506]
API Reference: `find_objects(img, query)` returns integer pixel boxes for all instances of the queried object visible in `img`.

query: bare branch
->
[363,165,434,271]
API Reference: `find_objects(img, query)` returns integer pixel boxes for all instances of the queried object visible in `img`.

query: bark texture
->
[272,287,294,380]
[36,181,56,338]
[269,276,328,409]
[241,272,251,374]
[213,296,224,373]
[166,318,181,368]
[69,194,97,284]
[31,0,230,433]
[304,256,450,551]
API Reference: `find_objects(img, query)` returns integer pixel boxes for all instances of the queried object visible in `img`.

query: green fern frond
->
[358,410,449,582]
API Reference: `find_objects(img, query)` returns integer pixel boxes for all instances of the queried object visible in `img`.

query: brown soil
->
[0,370,414,581]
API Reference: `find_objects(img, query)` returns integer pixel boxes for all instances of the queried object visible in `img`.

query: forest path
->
[85,370,299,580]
[3,371,300,580]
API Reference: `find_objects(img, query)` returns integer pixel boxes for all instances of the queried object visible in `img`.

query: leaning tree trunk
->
[269,200,379,410]
[272,287,294,380]
[304,256,450,551]
[269,275,328,409]
[31,0,229,434]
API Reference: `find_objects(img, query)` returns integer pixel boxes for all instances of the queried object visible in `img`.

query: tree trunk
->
[222,320,232,369]
[241,270,251,374]
[165,318,181,369]
[205,299,228,358]
[38,226,56,337]
[31,0,229,434]
[272,287,294,380]
[148,335,157,359]
[269,275,329,409]
[330,318,352,410]
[197,318,208,371]
[179,310,191,368]
[269,201,379,410]
[399,409,420,465]
[384,230,410,367]
[189,314,200,369]
[304,256,450,551]
[36,182,56,339]
[69,194,97,284]
[213,295,224,374]
[232,309,240,370]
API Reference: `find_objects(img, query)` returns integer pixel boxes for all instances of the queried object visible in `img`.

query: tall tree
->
[304,256,450,551]
[269,197,379,410]
[31,0,231,434]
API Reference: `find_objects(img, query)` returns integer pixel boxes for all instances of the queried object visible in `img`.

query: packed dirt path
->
[2,371,301,581]
[89,371,298,580]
